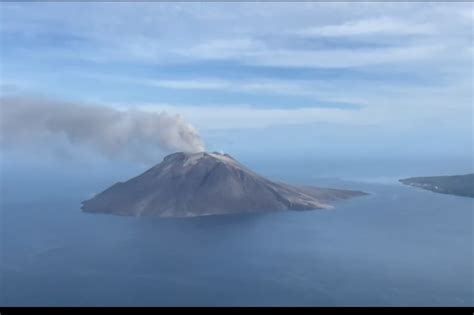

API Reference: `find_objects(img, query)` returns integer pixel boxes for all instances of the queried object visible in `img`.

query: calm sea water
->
[0,160,473,306]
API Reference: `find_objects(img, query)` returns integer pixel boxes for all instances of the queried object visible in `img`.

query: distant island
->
[399,174,474,198]
[82,152,367,218]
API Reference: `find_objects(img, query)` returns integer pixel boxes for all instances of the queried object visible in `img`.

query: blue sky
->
[0,2,473,162]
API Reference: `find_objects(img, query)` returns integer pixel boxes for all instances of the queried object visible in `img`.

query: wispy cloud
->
[105,76,327,97]
[89,74,368,107]
[1,1,470,80]
[180,38,442,68]
[244,45,442,69]
[106,80,473,132]
[1,1,472,153]
[292,17,434,37]
[182,38,263,60]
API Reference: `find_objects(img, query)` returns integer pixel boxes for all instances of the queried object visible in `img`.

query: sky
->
[0,2,473,165]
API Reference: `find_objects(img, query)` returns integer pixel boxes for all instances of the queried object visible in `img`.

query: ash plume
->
[0,96,205,162]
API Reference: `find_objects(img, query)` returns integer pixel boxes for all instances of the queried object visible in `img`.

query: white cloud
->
[459,7,474,20]
[116,77,325,97]
[179,38,442,68]
[293,17,434,37]
[1,2,472,138]
[90,75,368,105]
[145,79,230,90]
[183,38,264,60]
[2,2,470,70]
[244,45,442,69]
[104,79,472,132]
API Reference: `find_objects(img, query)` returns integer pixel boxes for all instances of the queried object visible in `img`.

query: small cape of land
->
[400,174,474,198]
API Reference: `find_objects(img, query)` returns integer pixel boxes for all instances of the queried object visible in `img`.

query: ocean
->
[0,157,472,306]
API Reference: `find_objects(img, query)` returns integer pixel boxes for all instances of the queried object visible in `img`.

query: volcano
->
[82,152,367,217]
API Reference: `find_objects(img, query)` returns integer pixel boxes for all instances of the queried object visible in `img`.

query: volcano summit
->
[82,152,367,217]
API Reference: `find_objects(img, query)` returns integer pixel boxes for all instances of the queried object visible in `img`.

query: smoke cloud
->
[0,96,205,162]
